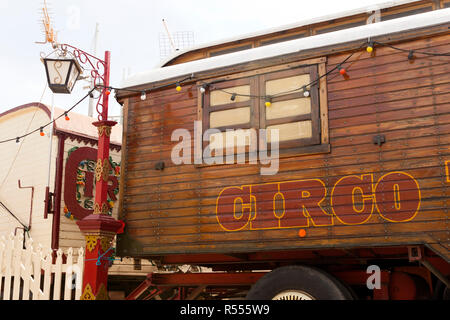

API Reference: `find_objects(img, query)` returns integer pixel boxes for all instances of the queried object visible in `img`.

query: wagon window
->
[199,60,329,163]
[260,66,321,148]
[203,77,258,152]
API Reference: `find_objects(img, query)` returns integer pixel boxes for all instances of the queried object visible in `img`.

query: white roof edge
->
[122,7,450,89]
[156,0,420,68]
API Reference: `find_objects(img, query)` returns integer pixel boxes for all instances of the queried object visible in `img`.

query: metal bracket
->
[408,246,422,262]
[373,134,386,147]
[155,161,165,171]
[408,246,450,289]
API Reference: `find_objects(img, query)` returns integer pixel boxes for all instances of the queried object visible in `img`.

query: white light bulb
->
[141,92,147,101]
[303,90,310,97]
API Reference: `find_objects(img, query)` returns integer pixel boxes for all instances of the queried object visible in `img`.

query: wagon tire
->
[246,265,354,300]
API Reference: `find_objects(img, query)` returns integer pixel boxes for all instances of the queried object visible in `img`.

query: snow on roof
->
[157,0,420,68]
[122,7,450,90]
[53,106,122,145]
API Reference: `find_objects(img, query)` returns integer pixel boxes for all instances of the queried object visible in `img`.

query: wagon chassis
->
[124,245,449,300]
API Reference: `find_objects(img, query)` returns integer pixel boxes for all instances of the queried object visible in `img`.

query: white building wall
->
[0,106,56,248]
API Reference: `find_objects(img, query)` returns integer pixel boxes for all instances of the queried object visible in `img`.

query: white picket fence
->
[0,233,84,300]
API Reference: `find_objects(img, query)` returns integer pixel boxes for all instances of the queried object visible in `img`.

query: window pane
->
[266,98,311,120]
[210,85,250,106]
[266,75,310,96]
[210,107,250,128]
[267,121,312,142]
[209,129,256,149]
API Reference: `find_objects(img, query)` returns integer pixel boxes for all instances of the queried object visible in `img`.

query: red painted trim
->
[0,102,52,121]
[62,131,121,152]
[150,272,266,287]
[423,256,450,276]
[51,132,66,252]
[126,272,267,299]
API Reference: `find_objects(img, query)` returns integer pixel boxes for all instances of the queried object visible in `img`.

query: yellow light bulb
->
[176,83,182,92]
[367,46,373,53]
[265,101,272,108]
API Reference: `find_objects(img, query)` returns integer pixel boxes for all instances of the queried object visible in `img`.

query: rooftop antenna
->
[162,19,178,53]
[159,20,195,60]
[36,0,57,46]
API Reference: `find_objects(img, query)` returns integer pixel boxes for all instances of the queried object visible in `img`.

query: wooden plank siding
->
[117,33,450,262]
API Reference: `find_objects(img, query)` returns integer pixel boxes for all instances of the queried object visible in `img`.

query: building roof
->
[157,0,421,67]
[121,7,450,90]
[0,103,122,146]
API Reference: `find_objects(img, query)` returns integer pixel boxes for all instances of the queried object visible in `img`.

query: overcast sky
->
[0,0,411,117]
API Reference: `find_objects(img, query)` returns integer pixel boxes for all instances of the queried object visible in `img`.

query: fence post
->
[53,248,63,300]
[64,247,74,300]
[42,249,52,300]
[12,233,23,300]
[0,236,5,299]
[75,247,84,300]
[3,234,14,300]
[22,238,33,300]
[32,244,43,300]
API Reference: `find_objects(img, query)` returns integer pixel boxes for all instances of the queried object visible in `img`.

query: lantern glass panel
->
[67,61,81,92]
[47,59,71,86]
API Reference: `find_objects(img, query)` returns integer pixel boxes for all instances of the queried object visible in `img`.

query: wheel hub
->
[272,290,315,300]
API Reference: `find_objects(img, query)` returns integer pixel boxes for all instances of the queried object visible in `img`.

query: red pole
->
[76,50,122,300]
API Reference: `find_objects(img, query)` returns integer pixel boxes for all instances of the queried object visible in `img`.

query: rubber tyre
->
[246,265,353,300]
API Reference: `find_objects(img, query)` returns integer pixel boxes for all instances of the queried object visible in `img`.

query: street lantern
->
[40,44,122,300]
[41,57,82,94]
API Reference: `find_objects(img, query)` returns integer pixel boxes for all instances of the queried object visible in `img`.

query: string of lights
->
[368,40,450,58]
[99,75,194,101]
[0,87,96,145]
[197,40,450,106]
[201,43,366,107]
[1,40,449,145]
[0,76,193,145]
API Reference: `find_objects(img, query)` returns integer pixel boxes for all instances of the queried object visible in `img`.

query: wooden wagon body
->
[116,2,450,276]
